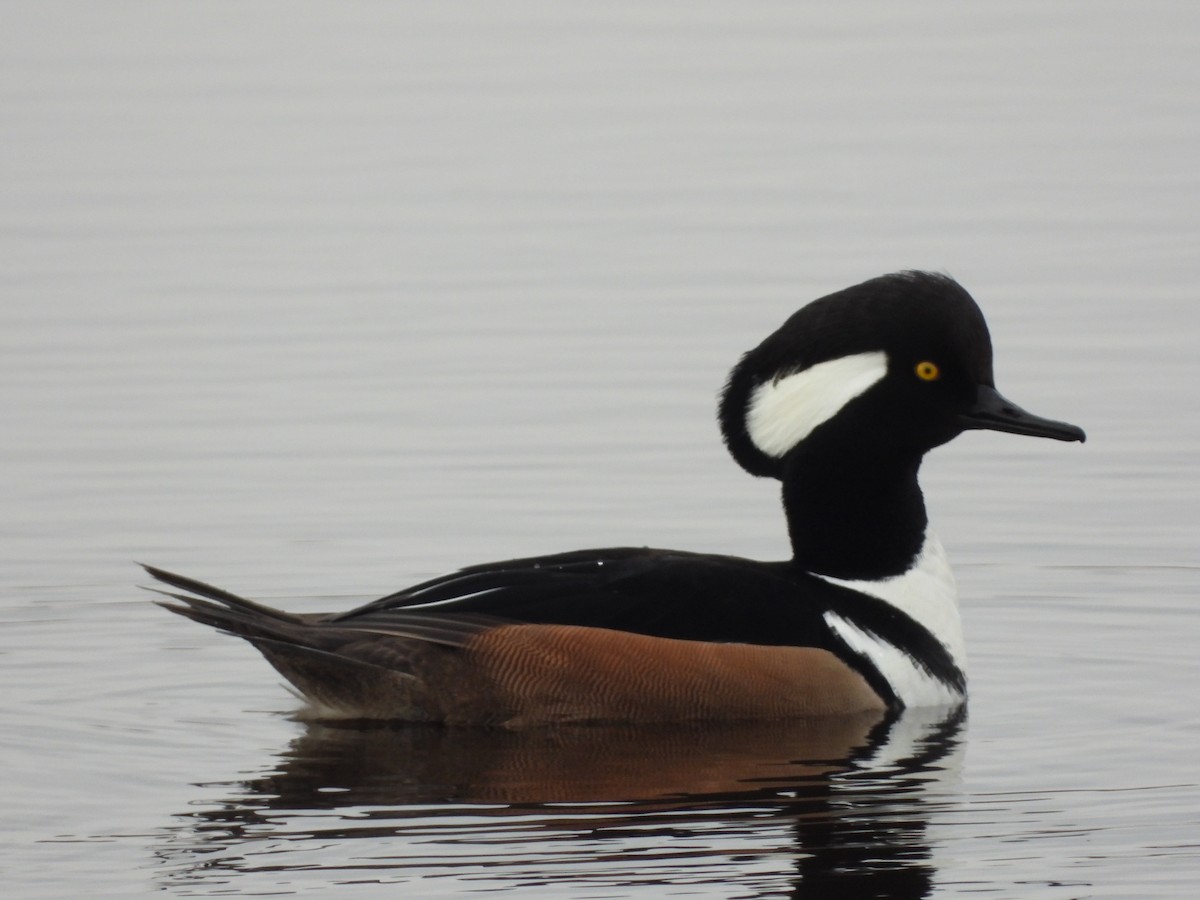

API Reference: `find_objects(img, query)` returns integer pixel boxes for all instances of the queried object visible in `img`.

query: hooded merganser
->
[149,271,1084,727]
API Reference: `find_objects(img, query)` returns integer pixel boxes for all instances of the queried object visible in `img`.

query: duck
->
[149,271,1085,727]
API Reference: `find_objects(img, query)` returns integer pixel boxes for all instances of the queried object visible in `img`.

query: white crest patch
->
[817,533,966,708]
[746,351,889,458]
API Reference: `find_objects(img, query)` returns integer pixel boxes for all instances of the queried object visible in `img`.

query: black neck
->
[781,439,928,580]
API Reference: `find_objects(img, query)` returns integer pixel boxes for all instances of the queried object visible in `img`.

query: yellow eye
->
[914,360,940,382]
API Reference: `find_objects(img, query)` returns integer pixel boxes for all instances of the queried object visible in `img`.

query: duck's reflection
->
[159,705,965,898]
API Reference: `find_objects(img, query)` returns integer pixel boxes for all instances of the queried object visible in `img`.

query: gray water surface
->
[4,3,1199,897]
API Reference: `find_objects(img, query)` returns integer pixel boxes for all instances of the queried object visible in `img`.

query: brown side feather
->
[464,624,886,727]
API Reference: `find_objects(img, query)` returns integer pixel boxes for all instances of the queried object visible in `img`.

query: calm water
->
[3,2,1199,897]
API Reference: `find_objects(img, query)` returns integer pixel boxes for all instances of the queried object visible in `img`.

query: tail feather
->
[147,563,458,721]
[150,593,302,645]
[141,564,300,623]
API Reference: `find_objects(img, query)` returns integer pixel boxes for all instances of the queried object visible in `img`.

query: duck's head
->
[719,271,1085,480]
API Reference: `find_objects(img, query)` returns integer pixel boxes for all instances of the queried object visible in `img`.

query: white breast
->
[817,533,966,707]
